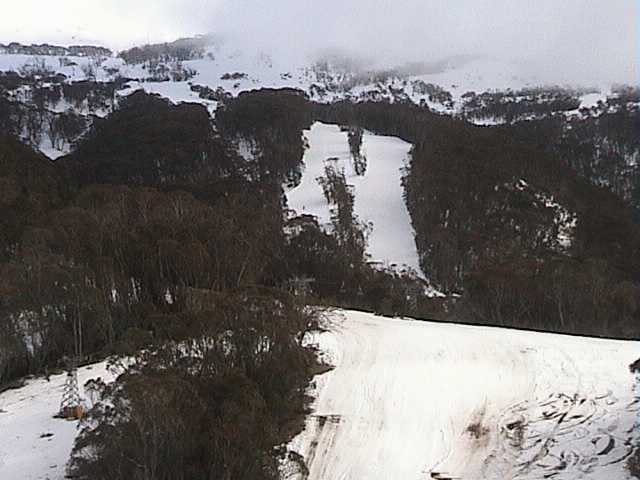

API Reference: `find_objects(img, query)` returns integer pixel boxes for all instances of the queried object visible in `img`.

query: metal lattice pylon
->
[58,367,83,418]
[58,312,85,419]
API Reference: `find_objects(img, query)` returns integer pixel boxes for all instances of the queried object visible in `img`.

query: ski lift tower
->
[58,361,84,419]
[57,311,86,420]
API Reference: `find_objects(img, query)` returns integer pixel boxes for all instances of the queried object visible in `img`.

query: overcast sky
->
[1,0,638,85]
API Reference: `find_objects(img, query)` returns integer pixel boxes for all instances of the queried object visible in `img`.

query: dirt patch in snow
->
[466,405,491,444]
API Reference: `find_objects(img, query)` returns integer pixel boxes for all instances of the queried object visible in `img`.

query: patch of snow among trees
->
[516,179,578,249]
[0,362,118,480]
[287,122,422,275]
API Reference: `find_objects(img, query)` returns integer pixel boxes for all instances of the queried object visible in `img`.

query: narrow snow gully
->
[286,122,420,275]
[285,310,640,480]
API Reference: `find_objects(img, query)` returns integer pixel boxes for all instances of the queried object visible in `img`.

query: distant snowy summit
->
[2,36,634,106]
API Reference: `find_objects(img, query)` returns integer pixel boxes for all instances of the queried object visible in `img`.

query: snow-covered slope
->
[287,122,420,275]
[0,362,116,480]
[286,310,640,480]
[1,311,638,480]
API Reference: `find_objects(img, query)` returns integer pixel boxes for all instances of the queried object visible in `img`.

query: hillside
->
[2,309,638,479]
[286,310,640,480]
[0,35,638,480]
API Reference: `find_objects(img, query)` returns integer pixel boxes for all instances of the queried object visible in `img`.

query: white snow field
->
[0,313,638,480]
[0,362,116,480]
[286,310,640,480]
[287,122,420,274]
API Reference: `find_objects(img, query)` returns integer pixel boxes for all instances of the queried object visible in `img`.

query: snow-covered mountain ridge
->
[1,37,638,159]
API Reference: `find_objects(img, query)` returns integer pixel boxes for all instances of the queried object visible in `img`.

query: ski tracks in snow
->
[286,310,640,480]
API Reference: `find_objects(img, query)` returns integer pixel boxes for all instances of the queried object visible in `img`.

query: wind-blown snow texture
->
[287,122,421,275]
[286,310,640,480]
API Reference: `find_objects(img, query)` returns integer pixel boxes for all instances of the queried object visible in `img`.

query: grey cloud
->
[1,0,637,85]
